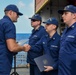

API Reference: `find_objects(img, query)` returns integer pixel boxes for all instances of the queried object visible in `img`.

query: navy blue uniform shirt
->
[30,32,60,72]
[59,22,76,75]
[27,26,47,65]
[0,16,16,74]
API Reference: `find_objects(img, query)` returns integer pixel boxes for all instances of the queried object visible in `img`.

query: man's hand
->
[44,66,53,72]
[23,44,31,52]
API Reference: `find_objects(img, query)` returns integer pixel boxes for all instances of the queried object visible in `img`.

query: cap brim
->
[29,18,33,19]
[43,22,50,24]
[58,10,68,14]
[17,12,23,16]
[29,18,41,21]
[4,9,23,16]
[29,17,37,20]
[43,22,46,23]
[29,18,37,20]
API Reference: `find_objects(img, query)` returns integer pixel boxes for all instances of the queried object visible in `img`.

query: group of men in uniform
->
[0,4,76,75]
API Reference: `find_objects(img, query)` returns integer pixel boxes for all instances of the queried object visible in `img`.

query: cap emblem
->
[49,18,52,21]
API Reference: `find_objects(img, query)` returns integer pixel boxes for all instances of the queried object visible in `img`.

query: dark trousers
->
[30,64,44,75]
[43,70,58,75]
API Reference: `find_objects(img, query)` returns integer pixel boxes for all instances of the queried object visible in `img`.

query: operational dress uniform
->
[58,23,76,75]
[0,16,16,75]
[27,26,47,75]
[58,5,76,75]
[30,32,60,75]
[27,26,47,64]
[29,17,60,75]
[27,14,47,75]
[0,4,23,75]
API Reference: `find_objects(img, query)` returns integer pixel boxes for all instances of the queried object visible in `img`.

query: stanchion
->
[11,54,19,75]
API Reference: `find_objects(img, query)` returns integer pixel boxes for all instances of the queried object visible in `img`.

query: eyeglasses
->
[31,19,37,22]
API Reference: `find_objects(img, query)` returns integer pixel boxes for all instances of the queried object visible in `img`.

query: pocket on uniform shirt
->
[31,37,39,43]
[65,37,75,42]
[32,36,39,40]
[50,47,59,56]
[50,45,58,50]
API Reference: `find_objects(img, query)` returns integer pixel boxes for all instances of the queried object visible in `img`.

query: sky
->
[0,0,34,33]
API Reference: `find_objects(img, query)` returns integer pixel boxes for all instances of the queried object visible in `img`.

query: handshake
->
[23,44,31,52]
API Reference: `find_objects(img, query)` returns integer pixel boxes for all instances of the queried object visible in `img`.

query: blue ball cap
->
[29,14,42,21]
[43,17,58,26]
[58,5,76,14]
[4,4,23,16]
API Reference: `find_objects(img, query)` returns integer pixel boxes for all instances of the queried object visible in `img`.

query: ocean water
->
[16,33,30,42]
[12,33,30,67]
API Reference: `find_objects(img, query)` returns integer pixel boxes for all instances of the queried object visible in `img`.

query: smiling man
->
[0,4,30,75]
